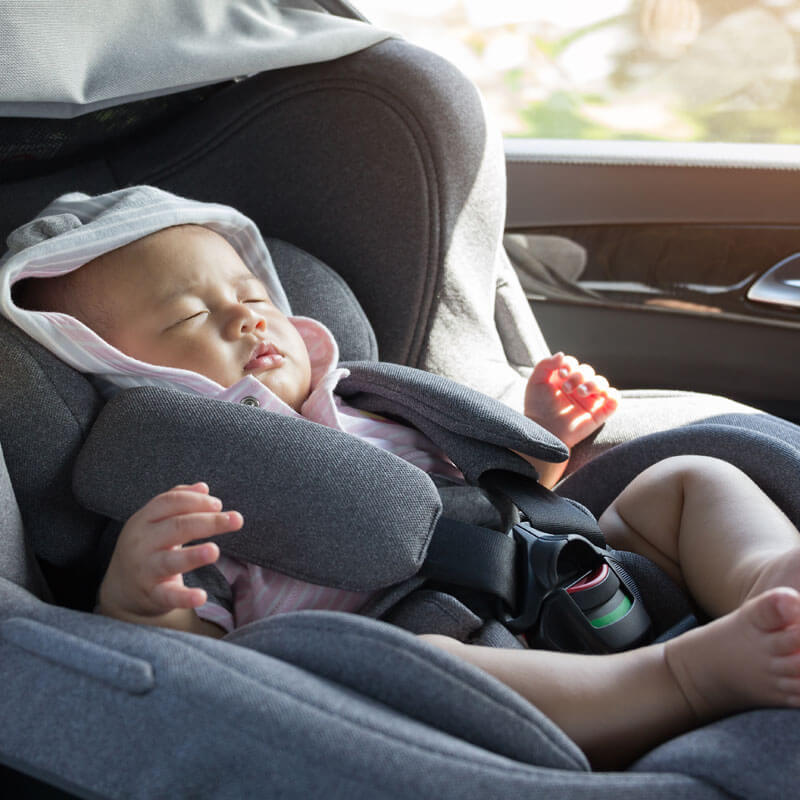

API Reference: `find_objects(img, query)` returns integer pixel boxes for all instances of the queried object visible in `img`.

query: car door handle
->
[747,253,800,309]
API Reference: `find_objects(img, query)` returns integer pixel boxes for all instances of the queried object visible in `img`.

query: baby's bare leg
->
[597,455,800,617]
[423,588,800,770]
[422,633,691,769]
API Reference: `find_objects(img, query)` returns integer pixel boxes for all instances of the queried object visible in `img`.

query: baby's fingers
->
[575,373,610,398]
[143,486,224,523]
[530,352,577,384]
[154,541,221,580]
[151,581,208,611]
[586,388,621,421]
[157,510,244,549]
[559,362,596,394]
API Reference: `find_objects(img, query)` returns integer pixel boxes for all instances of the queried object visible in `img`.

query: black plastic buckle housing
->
[502,522,652,654]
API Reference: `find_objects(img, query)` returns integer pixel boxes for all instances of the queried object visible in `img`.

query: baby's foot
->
[665,587,800,722]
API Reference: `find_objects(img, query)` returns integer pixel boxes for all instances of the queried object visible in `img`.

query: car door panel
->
[504,140,800,422]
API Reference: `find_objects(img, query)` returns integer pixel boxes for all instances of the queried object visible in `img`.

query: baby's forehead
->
[92,224,263,292]
[123,223,223,258]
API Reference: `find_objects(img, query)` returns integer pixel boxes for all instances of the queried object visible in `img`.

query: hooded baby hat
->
[0,186,296,397]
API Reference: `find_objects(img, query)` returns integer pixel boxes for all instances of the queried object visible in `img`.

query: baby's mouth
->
[244,341,284,372]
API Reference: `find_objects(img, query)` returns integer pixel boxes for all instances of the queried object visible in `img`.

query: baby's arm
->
[521,353,620,487]
[96,482,243,638]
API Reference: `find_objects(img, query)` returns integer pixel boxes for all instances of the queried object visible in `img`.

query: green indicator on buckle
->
[590,594,632,629]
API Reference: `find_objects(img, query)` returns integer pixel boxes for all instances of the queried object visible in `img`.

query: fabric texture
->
[0,444,48,597]
[338,361,567,483]
[267,237,378,362]
[559,422,800,529]
[0,314,107,609]
[0,0,391,118]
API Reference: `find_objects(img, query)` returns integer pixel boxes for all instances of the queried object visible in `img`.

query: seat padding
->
[73,385,442,591]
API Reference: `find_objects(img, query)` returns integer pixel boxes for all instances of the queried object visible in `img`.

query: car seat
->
[2,11,800,800]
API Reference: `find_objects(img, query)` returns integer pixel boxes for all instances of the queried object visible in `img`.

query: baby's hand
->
[524,353,619,449]
[98,482,242,622]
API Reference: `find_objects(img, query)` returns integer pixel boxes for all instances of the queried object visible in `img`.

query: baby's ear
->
[6,213,83,254]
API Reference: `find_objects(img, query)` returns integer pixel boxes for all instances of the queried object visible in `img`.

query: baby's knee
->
[654,454,739,483]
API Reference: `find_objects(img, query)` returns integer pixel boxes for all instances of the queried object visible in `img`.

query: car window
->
[356,0,800,144]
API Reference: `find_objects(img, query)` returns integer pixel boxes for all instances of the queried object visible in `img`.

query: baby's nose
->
[240,306,265,331]
[232,305,266,336]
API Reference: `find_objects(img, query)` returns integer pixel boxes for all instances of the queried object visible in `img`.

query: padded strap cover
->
[73,387,442,592]
[338,361,568,483]
[73,363,564,591]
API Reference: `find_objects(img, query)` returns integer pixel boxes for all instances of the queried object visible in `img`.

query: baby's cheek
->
[170,343,230,384]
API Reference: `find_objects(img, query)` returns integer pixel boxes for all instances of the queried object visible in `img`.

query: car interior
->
[1,2,799,797]
[504,137,800,422]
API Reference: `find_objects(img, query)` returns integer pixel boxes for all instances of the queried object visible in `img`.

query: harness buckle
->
[502,522,652,653]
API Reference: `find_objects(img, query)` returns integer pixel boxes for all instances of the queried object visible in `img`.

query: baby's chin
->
[256,374,311,412]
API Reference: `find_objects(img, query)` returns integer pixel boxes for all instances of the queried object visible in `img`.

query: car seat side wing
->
[72,386,442,592]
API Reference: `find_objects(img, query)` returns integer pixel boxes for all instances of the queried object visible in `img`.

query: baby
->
[7,197,800,770]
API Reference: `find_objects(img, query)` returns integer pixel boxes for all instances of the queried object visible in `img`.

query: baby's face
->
[76,225,312,410]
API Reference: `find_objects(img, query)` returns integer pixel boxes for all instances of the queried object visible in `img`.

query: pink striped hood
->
[0,186,298,399]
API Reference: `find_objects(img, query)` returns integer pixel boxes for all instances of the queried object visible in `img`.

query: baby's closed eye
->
[164,309,209,330]
[182,310,209,321]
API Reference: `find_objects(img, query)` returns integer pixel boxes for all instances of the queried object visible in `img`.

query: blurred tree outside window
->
[355,0,800,143]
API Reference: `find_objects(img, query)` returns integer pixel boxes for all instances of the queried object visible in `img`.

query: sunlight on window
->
[356,0,800,144]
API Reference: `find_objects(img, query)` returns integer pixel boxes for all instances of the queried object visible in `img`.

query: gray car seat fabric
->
[3,31,800,800]
[267,238,379,362]
[0,0,391,118]
[2,434,792,800]
[560,422,800,526]
[0,443,47,598]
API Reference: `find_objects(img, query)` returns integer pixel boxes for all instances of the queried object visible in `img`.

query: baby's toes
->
[775,675,800,707]
[771,649,800,681]
[749,588,800,634]
[769,624,800,658]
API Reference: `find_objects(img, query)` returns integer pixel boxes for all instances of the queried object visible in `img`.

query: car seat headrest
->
[267,238,377,363]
